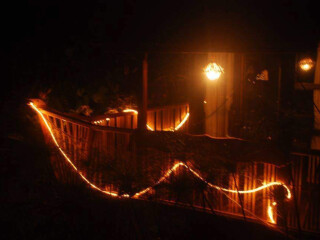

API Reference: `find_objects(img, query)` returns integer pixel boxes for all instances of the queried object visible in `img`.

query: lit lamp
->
[204,62,224,80]
[299,57,314,71]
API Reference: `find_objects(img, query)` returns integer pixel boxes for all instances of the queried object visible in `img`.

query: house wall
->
[312,44,320,150]
[204,53,234,137]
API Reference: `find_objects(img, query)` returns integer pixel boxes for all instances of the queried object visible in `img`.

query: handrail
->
[38,107,134,134]
[90,102,189,121]
[148,102,189,111]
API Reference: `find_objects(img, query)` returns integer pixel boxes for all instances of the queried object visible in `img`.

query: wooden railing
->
[90,103,189,132]
[31,101,319,234]
[289,152,320,233]
[146,104,189,131]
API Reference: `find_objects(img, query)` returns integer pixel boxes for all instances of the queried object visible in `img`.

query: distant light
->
[204,63,224,81]
[299,58,314,71]
[106,118,110,121]
[203,100,207,104]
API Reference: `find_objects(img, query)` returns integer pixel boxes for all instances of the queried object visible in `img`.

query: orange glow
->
[204,62,224,81]
[174,113,190,131]
[133,161,291,207]
[268,206,276,224]
[299,58,314,71]
[93,120,103,125]
[213,182,291,200]
[29,102,121,198]
[94,109,189,131]
[146,112,189,131]
[123,109,138,114]
[268,202,278,224]
[146,124,154,131]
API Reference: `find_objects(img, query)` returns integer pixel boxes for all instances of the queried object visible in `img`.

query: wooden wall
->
[205,53,234,137]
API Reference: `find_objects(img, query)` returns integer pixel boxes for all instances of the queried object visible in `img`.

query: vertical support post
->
[240,54,245,120]
[277,64,282,119]
[138,52,148,130]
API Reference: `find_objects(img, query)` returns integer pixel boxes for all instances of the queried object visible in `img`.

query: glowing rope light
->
[133,162,291,204]
[123,109,138,114]
[29,102,121,198]
[93,109,190,131]
[29,102,291,225]
[267,201,278,224]
[174,113,190,131]
[214,182,291,199]
[268,206,276,224]
[133,161,290,224]
[145,113,190,132]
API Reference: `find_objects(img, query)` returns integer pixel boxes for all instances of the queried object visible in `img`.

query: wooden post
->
[277,64,282,119]
[138,52,148,130]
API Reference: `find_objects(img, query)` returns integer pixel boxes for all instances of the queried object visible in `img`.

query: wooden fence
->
[33,103,319,234]
[90,103,189,132]
[289,152,320,233]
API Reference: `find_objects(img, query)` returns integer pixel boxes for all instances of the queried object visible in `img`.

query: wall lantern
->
[204,62,224,81]
[298,57,315,72]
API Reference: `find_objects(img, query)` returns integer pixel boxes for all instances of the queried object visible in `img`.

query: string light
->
[29,102,121,198]
[123,109,138,114]
[146,124,154,131]
[29,102,291,225]
[174,113,190,131]
[146,112,190,131]
[268,206,276,224]
[91,109,189,131]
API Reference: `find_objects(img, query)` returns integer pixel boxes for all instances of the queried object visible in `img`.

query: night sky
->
[1,0,319,124]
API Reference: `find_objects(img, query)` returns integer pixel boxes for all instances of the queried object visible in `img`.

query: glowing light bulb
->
[268,206,276,224]
[299,58,314,71]
[204,63,224,81]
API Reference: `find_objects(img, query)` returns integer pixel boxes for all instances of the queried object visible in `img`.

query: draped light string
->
[92,109,190,131]
[29,102,121,198]
[267,201,278,224]
[123,109,138,114]
[145,112,190,131]
[146,124,154,131]
[268,206,276,224]
[29,102,291,225]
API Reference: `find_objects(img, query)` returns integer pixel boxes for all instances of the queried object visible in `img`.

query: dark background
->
[0,0,319,140]
[2,0,319,131]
